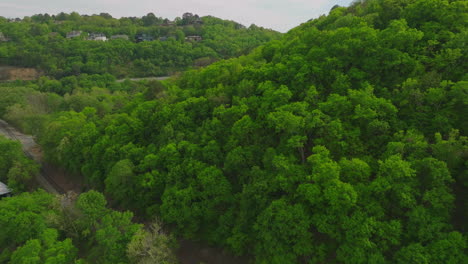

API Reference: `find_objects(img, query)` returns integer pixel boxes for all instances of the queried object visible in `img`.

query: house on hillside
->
[66,30,83,39]
[88,33,107,41]
[192,15,203,25]
[111,34,129,40]
[162,19,175,26]
[135,33,153,43]
[8,18,21,23]
[0,182,12,199]
[185,35,202,42]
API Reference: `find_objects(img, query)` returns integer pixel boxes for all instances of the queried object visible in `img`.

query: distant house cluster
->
[56,12,207,43]
[7,18,21,23]
[63,31,203,43]
[185,35,203,42]
[62,11,205,43]
[66,30,83,39]
[135,33,154,43]
[65,31,131,41]
[111,34,129,40]
[88,33,107,41]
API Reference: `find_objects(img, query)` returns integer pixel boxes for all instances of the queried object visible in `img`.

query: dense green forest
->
[0,12,280,78]
[0,0,467,263]
[0,135,176,263]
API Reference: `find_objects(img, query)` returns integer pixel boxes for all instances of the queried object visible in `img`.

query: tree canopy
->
[0,0,467,263]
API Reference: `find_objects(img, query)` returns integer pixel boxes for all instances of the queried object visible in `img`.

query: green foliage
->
[126,220,177,264]
[1,0,467,263]
[105,159,136,206]
[0,136,38,192]
[0,190,175,264]
[10,229,78,264]
[254,199,313,263]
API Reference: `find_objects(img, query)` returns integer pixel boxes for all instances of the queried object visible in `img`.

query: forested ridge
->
[0,0,467,263]
[0,12,280,78]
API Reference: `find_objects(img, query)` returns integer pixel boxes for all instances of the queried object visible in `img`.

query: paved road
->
[116,76,171,83]
[0,74,171,83]
[0,119,61,194]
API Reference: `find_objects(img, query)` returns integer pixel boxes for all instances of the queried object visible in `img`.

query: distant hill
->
[0,12,281,78]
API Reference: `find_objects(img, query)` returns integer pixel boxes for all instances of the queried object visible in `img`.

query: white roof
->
[0,182,11,195]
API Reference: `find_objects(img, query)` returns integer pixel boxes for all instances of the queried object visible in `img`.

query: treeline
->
[0,12,280,78]
[0,0,467,263]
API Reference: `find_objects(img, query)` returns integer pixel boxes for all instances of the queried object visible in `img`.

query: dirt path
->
[177,240,250,264]
[0,119,63,194]
[0,66,42,81]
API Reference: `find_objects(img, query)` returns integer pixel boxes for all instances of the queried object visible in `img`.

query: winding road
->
[0,119,62,194]
[116,76,171,83]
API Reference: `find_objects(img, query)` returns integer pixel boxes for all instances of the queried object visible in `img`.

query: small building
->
[0,182,12,199]
[111,34,129,40]
[88,33,107,41]
[135,33,153,43]
[66,30,83,39]
[185,35,202,42]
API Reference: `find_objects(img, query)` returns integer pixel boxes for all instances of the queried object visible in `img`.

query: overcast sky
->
[0,0,355,32]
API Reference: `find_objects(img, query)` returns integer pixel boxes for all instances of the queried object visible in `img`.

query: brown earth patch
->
[177,240,251,264]
[0,66,42,81]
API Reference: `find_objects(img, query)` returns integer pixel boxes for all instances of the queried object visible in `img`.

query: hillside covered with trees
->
[0,12,280,78]
[0,0,467,263]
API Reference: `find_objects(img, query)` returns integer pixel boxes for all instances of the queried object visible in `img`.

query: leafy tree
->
[126,220,177,264]
[254,199,313,263]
